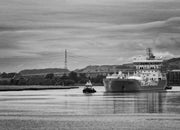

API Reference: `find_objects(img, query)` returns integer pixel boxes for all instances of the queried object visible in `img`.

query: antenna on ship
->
[146,48,155,60]
[64,49,68,69]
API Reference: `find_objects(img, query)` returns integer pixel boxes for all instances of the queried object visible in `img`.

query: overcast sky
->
[0,0,180,72]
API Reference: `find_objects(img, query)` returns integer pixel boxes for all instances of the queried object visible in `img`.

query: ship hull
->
[103,79,167,92]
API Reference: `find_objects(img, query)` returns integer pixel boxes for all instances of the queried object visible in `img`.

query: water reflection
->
[0,86,180,115]
[102,92,166,114]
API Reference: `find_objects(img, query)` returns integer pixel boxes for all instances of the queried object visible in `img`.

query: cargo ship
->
[103,48,167,92]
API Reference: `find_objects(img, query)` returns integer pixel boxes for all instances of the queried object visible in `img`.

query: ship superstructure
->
[103,48,167,92]
[133,48,166,86]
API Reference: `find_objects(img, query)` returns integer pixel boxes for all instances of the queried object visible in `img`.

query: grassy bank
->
[0,85,79,91]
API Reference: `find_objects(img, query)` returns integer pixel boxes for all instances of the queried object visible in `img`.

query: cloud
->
[155,34,180,51]
[0,0,180,72]
[154,51,175,59]
[100,17,180,34]
[96,17,180,57]
[1,17,180,72]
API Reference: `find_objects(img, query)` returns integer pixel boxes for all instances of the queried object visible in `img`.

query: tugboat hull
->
[103,79,167,92]
[83,88,96,93]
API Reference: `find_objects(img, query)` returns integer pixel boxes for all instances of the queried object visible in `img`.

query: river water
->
[0,86,180,130]
[0,86,180,115]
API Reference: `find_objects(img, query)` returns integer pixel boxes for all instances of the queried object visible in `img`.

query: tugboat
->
[83,80,96,93]
[165,86,172,90]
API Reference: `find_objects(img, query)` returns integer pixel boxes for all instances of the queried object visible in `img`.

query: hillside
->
[75,57,180,73]
[18,57,180,76]
[19,68,69,76]
[75,64,135,73]
[166,57,180,70]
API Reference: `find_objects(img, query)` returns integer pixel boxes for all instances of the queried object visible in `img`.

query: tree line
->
[0,72,105,86]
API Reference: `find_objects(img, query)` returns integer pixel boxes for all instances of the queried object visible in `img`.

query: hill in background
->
[19,68,69,76]
[17,57,180,76]
[74,58,180,73]
[75,64,134,73]
[165,58,180,70]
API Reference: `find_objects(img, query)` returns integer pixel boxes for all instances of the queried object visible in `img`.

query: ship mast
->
[146,48,155,60]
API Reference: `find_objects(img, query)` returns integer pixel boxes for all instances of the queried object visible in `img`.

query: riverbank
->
[0,85,79,91]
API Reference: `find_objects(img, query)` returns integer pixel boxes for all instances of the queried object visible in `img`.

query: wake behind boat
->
[103,48,167,92]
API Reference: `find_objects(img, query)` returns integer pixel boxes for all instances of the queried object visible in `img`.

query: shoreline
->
[0,85,79,91]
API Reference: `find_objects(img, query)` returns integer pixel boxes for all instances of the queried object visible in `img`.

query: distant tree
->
[78,79,88,84]
[27,76,44,85]
[45,73,54,79]
[1,72,8,78]
[53,77,60,85]
[77,73,88,84]
[10,79,19,85]
[92,75,105,84]
[61,74,69,80]
[18,77,27,85]
[68,71,78,82]
[0,80,10,85]
[63,79,75,86]
[7,73,17,78]
[41,79,55,85]
[79,73,86,79]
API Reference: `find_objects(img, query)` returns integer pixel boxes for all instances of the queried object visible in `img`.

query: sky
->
[0,0,180,72]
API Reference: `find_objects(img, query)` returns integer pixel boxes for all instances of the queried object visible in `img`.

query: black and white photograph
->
[0,0,180,130]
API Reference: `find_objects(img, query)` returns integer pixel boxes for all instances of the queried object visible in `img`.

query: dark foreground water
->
[0,86,180,130]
